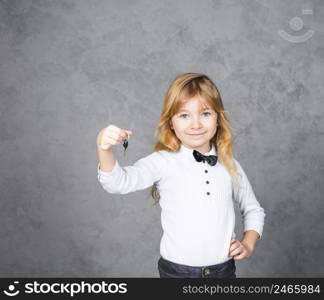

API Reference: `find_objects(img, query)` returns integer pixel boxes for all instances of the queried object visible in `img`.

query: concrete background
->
[0,0,323,277]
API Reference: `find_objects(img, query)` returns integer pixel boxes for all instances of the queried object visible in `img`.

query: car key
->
[122,135,129,157]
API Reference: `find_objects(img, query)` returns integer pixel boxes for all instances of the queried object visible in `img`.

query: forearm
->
[241,230,260,253]
[96,129,116,172]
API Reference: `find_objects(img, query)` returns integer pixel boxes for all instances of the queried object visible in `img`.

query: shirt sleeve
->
[97,151,166,195]
[232,159,266,239]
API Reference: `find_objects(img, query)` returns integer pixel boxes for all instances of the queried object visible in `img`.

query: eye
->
[202,112,211,117]
[179,114,188,118]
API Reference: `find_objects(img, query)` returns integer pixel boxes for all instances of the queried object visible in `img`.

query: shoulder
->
[148,150,168,160]
[232,158,246,180]
[136,150,165,162]
[148,150,174,170]
[140,149,178,168]
[233,158,242,170]
[131,151,168,177]
[232,158,255,186]
[137,150,169,167]
[134,149,171,161]
[150,150,173,160]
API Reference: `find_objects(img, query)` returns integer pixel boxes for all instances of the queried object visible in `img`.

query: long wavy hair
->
[149,73,239,205]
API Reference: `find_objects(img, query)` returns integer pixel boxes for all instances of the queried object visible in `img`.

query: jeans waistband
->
[159,256,234,270]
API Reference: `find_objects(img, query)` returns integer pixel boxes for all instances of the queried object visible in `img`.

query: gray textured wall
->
[0,0,323,277]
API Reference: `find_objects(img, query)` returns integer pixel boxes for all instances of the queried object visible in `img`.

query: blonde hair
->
[150,73,239,205]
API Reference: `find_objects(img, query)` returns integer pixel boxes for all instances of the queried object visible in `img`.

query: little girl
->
[96,73,265,278]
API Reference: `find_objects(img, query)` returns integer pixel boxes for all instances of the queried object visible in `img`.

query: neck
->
[182,143,213,154]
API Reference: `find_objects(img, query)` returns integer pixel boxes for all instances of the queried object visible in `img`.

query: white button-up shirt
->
[97,143,265,266]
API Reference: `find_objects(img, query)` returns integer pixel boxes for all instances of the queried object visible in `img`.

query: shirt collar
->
[178,143,217,162]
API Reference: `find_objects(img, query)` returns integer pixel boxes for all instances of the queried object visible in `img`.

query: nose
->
[191,116,203,129]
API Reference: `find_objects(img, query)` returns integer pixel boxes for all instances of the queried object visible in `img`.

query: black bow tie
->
[193,150,218,166]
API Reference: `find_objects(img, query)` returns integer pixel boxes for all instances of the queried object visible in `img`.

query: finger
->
[102,129,119,141]
[233,253,244,261]
[230,238,237,245]
[113,129,128,141]
[230,246,244,258]
[233,250,246,260]
[228,248,238,257]
[108,124,123,132]
[107,131,126,144]
[229,246,243,257]
[123,130,133,139]
[121,131,130,141]
[229,241,241,252]
[101,136,119,148]
[105,126,127,142]
[228,240,235,256]
[228,238,239,256]
[104,125,120,136]
[101,140,113,149]
[116,134,125,144]
[229,242,242,256]
[102,132,119,144]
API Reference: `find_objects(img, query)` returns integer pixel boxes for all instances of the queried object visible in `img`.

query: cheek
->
[172,120,186,131]
[205,123,218,134]
[208,117,218,128]
[204,119,216,128]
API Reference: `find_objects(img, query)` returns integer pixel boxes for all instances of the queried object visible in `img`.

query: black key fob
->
[122,136,129,157]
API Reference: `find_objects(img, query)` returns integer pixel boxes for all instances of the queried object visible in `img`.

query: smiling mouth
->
[189,132,205,136]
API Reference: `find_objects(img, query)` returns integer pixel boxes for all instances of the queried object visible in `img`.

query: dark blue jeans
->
[158,256,236,278]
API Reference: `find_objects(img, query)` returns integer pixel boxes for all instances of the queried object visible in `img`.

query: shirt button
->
[206,181,209,184]
[205,170,208,173]
[204,268,210,276]
[207,192,210,195]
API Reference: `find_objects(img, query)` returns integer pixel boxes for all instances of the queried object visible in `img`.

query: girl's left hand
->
[228,238,253,260]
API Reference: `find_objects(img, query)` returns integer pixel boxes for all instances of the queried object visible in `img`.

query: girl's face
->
[170,96,218,154]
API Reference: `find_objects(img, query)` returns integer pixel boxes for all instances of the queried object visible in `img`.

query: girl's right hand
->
[97,125,133,151]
